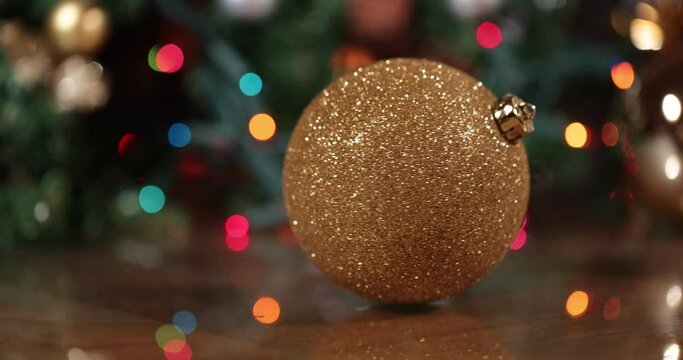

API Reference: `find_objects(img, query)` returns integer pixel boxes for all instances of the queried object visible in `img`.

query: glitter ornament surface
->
[283,58,530,303]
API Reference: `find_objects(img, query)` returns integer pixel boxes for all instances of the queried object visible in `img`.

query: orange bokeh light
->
[249,113,276,141]
[253,296,280,325]
[611,61,634,90]
[566,290,590,318]
[601,122,619,147]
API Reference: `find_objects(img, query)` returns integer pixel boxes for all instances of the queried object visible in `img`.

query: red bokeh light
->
[164,342,192,360]
[225,214,249,238]
[476,22,502,49]
[118,133,137,158]
[225,234,249,252]
[156,44,184,73]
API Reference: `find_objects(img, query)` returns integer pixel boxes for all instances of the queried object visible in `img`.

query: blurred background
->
[5,0,683,358]
[3,0,683,253]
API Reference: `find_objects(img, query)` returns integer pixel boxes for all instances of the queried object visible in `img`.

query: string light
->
[156,44,184,73]
[667,285,682,307]
[602,297,621,320]
[139,185,166,214]
[168,123,192,148]
[662,94,682,123]
[248,113,276,141]
[118,133,137,157]
[172,311,197,335]
[225,234,249,252]
[148,45,160,72]
[239,72,263,96]
[225,214,249,237]
[601,122,619,147]
[564,122,589,149]
[476,21,502,49]
[164,343,192,360]
[610,61,634,90]
[33,201,50,223]
[566,290,589,318]
[630,19,663,51]
[664,155,680,180]
[253,297,280,324]
[155,324,186,350]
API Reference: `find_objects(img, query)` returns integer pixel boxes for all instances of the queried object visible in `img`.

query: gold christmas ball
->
[46,1,110,54]
[283,58,535,303]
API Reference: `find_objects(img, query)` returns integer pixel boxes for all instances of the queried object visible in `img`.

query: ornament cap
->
[492,94,536,142]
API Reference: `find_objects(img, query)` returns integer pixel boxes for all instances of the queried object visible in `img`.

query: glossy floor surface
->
[1,229,682,359]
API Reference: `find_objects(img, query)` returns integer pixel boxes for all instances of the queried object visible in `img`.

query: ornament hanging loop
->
[492,94,536,142]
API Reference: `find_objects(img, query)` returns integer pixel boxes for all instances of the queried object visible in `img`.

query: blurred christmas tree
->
[0,0,678,249]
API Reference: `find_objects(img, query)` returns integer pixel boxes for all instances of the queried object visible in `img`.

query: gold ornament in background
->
[53,56,109,112]
[46,1,109,54]
[283,58,534,303]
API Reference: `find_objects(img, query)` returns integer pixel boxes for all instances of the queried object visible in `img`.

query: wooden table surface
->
[2,228,683,359]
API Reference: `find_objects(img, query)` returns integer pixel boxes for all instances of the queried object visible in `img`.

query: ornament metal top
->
[283,58,535,303]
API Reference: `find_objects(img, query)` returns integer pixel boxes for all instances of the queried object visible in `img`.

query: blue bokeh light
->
[139,185,166,214]
[239,72,263,96]
[172,311,197,335]
[168,123,191,148]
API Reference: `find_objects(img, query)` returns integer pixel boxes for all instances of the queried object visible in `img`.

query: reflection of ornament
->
[46,1,109,54]
[283,59,534,303]
[635,132,683,217]
[0,22,53,88]
[311,308,510,359]
[53,56,109,112]
[347,0,413,41]
[448,0,501,19]
[218,0,278,21]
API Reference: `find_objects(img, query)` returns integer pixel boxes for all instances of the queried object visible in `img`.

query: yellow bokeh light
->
[249,113,276,141]
[566,290,589,318]
[662,94,682,123]
[53,2,80,31]
[253,296,280,324]
[610,62,634,90]
[565,122,589,149]
[630,19,663,51]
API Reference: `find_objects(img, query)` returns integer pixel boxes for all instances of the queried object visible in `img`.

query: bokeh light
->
[117,190,140,216]
[662,94,682,123]
[602,296,621,320]
[510,228,526,250]
[610,61,634,90]
[664,155,680,180]
[148,45,160,72]
[168,123,192,148]
[67,348,89,360]
[118,133,137,157]
[139,185,166,214]
[239,72,263,96]
[225,214,249,237]
[34,201,50,223]
[601,122,619,147]
[165,342,192,360]
[566,290,589,318]
[564,122,589,149]
[163,339,187,354]
[253,296,280,324]
[155,324,186,350]
[630,19,663,51]
[476,21,502,49]
[172,311,197,335]
[667,285,682,307]
[248,113,276,141]
[664,343,680,360]
[225,234,250,252]
[156,44,184,73]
